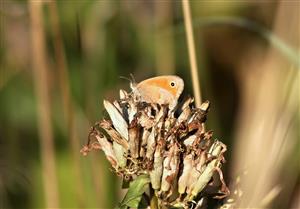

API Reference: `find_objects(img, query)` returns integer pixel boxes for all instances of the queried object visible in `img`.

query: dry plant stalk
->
[29,0,59,207]
[81,87,229,208]
[182,0,202,107]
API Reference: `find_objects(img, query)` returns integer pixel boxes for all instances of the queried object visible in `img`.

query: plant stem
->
[181,0,202,107]
[29,0,59,207]
[47,0,86,207]
[150,187,159,209]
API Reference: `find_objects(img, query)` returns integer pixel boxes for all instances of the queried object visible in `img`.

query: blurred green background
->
[0,0,299,208]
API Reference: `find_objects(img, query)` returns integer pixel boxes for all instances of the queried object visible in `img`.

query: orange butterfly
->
[132,75,184,108]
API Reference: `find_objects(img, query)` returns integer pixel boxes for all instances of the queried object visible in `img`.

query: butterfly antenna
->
[129,73,136,83]
[119,75,131,82]
[120,74,137,91]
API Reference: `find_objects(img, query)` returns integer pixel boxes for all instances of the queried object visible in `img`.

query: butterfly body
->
[132,75,184,108]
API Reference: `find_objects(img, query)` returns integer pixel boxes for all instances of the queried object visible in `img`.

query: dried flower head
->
[81,88,229,208]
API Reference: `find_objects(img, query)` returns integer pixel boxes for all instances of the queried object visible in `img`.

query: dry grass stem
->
[181,0,202,107]
[155,0,175,75]
[29,0,59,207]
[47,0,85,206]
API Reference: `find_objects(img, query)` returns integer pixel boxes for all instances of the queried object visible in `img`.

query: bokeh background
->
[0,0,299,208]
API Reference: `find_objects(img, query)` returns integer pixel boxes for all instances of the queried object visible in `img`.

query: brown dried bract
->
[82,90,229,207]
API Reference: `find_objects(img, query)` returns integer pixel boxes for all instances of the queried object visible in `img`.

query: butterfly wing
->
[135,85,173,104]
[134,75,184,107]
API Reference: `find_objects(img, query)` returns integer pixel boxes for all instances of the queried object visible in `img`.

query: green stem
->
[149,188,159,209]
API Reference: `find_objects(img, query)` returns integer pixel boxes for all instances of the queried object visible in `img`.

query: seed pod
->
[186,162,201,195]
[183,135,197,147]
[139,128,151,158]
[146,126,156,161]
[113,100,123,113]
[160,139,180,193]
[177,105,192,125]
[178,153,193,194]
[103,100,128,141]
[195,151,207,173]
[128,116,140,159]
[139,109,155,129]
[113,142,127,168]
[181,97,194,109]
[100,120,129,149]
[190,141,225,199]
[94,133,118,169]
[200,100,210,112]
[119,89,128,99]
[149,138,165,190]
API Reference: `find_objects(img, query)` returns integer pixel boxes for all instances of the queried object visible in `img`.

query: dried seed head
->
[82,87,229,207]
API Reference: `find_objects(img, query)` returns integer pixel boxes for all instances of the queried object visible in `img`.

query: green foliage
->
[117,175,150,209]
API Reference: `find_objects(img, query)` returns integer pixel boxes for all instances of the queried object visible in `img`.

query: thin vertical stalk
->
[47,1,85,207]
[181,0,202,107]
[80,1,109,206]
[29,1,59,208]
[48,1,70,118]
[154,0,175,75]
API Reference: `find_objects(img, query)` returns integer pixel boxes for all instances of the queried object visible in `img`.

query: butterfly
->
[131,75,184,108]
